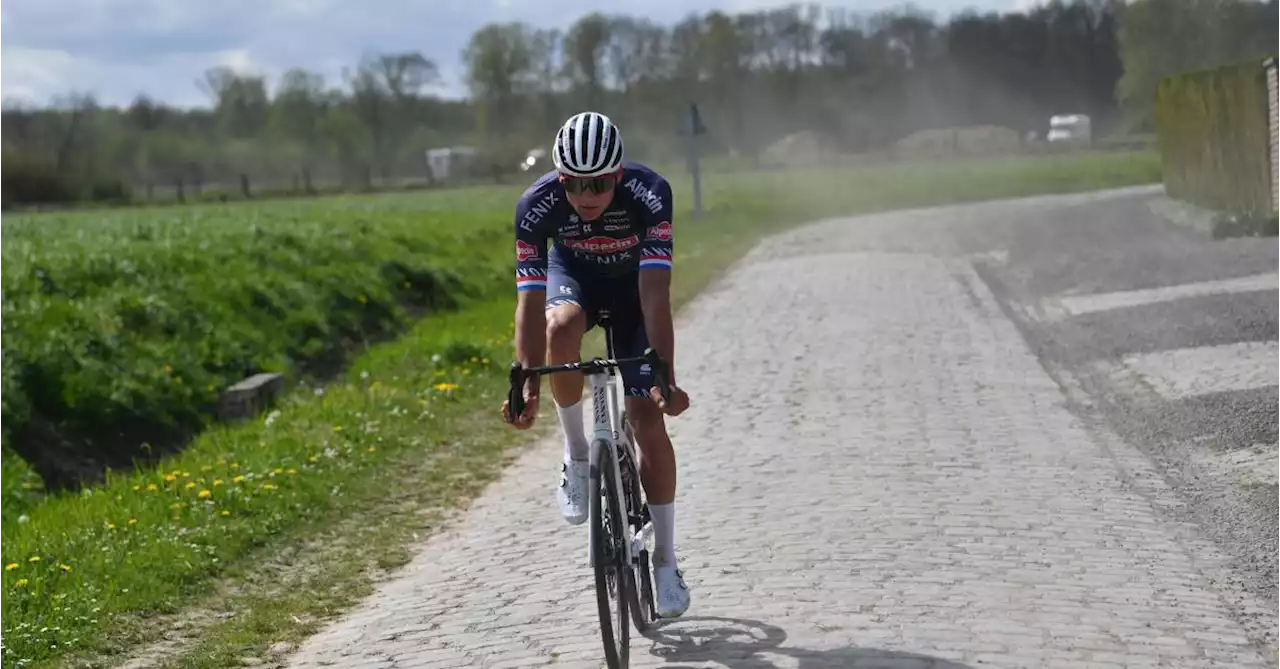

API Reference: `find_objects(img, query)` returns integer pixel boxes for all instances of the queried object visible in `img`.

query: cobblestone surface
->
[281,191,1275,668]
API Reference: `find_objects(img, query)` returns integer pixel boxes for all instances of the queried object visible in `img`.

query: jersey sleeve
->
[639,176,674,272]
[513,193,550,292]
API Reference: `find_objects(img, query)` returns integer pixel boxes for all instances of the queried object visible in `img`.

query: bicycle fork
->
[587,371,641,570]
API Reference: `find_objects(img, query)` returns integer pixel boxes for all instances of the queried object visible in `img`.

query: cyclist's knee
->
[546,304,585,359]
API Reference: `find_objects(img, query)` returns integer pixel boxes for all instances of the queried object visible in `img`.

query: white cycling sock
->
[649,502,676,566]
[557,400,589,462]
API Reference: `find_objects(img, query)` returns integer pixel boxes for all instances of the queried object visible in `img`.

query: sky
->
[1,0,1041,110]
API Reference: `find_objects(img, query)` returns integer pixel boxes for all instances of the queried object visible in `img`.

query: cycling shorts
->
[545,257,653,399]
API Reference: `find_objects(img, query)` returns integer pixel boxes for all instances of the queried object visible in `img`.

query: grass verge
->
[0,188,514,499]
[1,151,1161,669]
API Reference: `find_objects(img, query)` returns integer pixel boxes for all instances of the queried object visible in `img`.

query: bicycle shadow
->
[637,616,976,669]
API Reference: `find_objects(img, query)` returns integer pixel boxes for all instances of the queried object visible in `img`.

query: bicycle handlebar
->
[506,347,672,424]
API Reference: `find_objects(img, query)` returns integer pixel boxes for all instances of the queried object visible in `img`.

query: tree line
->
[1,0,1275,207]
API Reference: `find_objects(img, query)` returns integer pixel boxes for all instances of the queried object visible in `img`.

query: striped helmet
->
[552,111,624,178]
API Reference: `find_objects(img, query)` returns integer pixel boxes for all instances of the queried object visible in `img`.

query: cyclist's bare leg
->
[627,395,690,616]
[545,303,587,408]
[625,397,675,505]
[546,303,591,525]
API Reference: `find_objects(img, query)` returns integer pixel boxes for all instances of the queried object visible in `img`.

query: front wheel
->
[591,441,630,668]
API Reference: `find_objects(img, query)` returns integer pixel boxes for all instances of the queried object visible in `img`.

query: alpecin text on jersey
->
[514,161,674,292]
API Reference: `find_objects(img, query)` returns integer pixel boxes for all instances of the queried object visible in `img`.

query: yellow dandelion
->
[132,484,141,492]
[198,490,212,499]
[220,510,231,517]
[272,468,283,475]
[433,382,459,392]
[184,481,196,490]
[308,455,318,463]
[5,563,17,572]
[262,483,277,491]
[128,518,137,525]
[213,479,223,487]
[164,474,177,482]
[15,578,28,588]
[231,462,240,469]
[146,483,158,492]
[286,468,297,475]
[333,425,343,432]
[59,564,71,572]
[181,471,190,478]
[233,475,245,483]
[106,523,116,530]
[28,556,40,563]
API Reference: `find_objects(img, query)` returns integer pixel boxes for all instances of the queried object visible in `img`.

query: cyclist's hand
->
[502,386,539,429]
[650,384,689,416]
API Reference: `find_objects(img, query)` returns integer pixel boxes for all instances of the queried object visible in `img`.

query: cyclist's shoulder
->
[616,161,672,217]
[514,170,570,232]
[516,169,564,204]
[618,160,670,188]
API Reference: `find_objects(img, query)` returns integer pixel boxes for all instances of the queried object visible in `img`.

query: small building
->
[425,146,479,181]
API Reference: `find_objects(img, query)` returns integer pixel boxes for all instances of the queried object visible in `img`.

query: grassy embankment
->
[0,151,1160,669]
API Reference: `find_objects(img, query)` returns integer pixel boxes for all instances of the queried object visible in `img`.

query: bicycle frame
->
[586,365,620,567]
[504,320,670,570]
[584,355,652,570]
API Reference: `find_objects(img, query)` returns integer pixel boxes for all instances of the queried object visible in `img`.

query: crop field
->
[0,150,1161,668]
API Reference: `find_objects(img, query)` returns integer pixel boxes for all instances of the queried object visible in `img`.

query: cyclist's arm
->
[514,205,550,379]
[637,177,677,387]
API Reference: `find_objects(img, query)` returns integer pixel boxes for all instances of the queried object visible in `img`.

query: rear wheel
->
[621,423,656,632]
[591,441,630,668]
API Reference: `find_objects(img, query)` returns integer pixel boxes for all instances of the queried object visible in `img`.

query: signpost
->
[679,103,708,219]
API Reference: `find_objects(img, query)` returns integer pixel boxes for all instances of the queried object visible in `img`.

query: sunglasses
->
[559,173,619,195]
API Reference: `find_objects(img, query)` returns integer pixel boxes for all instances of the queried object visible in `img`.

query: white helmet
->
[552,111,624,178]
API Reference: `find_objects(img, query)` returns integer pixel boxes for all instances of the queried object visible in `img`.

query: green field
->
[0,151,1160,669]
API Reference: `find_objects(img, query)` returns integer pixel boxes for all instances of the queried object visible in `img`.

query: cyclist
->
[501,111,691,619]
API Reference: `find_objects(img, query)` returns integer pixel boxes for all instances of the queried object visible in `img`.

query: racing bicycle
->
[506,309,669,668]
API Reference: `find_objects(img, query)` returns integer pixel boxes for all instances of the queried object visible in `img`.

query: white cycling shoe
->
[652,558,691,618]
[557,459,589,525]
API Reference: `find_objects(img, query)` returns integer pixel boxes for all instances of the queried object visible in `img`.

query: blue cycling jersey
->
[513,161,674,291]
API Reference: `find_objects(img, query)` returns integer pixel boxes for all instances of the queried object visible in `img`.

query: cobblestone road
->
[281,190,1275,668]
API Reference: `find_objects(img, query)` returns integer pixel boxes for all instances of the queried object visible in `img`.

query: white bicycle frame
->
[585,366,653,570]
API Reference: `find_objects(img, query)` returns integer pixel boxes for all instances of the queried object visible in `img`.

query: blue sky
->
[1,0,1038,109]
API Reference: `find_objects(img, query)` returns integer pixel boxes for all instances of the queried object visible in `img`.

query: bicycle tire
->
[591,440,630,668]
[628,533,656,632]
[617,412,656,632]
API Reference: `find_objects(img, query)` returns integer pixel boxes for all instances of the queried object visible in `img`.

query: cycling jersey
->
[513,161,674,292]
